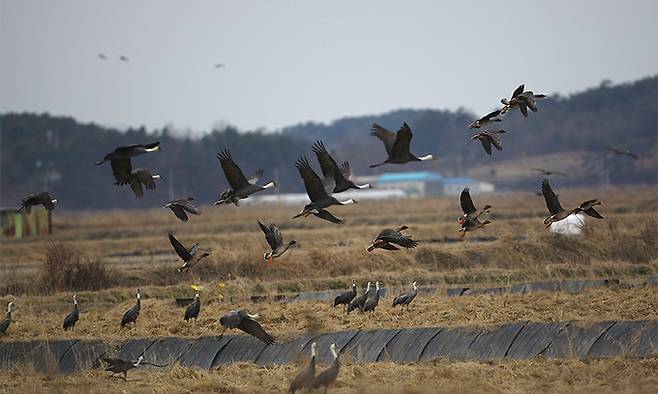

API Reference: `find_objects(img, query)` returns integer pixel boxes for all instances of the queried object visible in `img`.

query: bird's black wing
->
[169,206,189,222]
[175,198,200,215]
[541,178,564,215]
[37,192,56,210]
[238,318,276,345]
[512,84,525,98]
[460,188,477,215]
[218,150,250,190]
[295,156,330,202]
[168,233,193,261]
[370,124,397,157]
[312,141,344,183]
[391,123,413,159]
[479,136,492,155]
[482,109,501,121]
[489,132,503,151]
[313,209,344,224]
[111,159,132,185]
[258,220,279,250]
[133,169,156,190]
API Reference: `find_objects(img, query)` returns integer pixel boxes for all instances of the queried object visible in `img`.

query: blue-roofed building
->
[356,171,494,197]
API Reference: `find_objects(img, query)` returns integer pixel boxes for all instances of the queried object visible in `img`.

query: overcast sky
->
[1,0,656,133]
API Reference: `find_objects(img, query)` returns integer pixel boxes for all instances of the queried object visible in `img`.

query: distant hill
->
[1,76,656,210]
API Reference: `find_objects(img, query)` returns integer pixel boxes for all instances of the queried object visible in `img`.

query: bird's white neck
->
[330,345,338,360]
[340,199,357,205]
[418,155,434,161]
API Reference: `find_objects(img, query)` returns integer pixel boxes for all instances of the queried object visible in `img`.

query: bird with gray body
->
[392,281,418,313]
[214,149,277,206]
[126,168,160,198]
[500,84,528,116]
[17,192,57,214]
[164,197,200,222]
[120,288,141,328]
[469,109,503,128]
[533,168,568,177]
[98,53,107,60]
[184,293,201,323]
[471,129,506,155]
[289,342,316,394]
[219,310,276,345]
[63,294,79,331]
[333,280,357,311]
[95,142,160,188]
[369,122,434,167]
[458,188,492,239]
[347,282,371,314]
[311,343,340,393]
[168,233,211,273]
[367,226,419,251]
[607,147,639,160]
[293,156,357,222]
[213,63,224,68]
[119,55,129,62]
[362,281,382,315]
[540,178,604,228]
[258,221,297,264]
[516,90,546,114]
[312,140,371,193]
[0,302,14,335]
[101,355,143,381]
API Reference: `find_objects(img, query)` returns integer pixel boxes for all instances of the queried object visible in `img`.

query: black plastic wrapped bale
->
[255,333,314,366]
[141,337,193,367]
[178,336,232,370]
[211,335,267,366]
[560,279,587,294]
[419,327,482,361]
[588,320,649,358]
[467,322,525,359]
[59,340,110,375]
[446,288,469,297]
[506,321,567,359]
[638,321,658,357]
[119,338,156,361]
[509,283,528,294]
[295,290,342,303]
[341,329,401,363]
[525,281,561,294]
[33,340,77,374]
[543,321,616,359]
[644,276,658,287]
[465,287,506,296]
[300,330,360,364]
[379,327,442,363]
[0,341,38,369]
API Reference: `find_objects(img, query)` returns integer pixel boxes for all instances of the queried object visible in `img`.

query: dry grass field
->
[0,186,657,392]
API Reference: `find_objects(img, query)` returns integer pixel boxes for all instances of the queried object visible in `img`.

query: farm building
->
[355,171,494,197]
[0,207,52,239]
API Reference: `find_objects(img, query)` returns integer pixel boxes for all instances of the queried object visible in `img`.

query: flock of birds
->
[2,82,640,389]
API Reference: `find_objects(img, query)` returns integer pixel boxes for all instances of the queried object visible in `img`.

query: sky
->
[1,0,657,134]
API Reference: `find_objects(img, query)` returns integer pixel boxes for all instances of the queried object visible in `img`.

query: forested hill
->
[1,76,656,210]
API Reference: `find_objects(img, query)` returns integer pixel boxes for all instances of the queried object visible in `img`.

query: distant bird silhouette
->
[215,149,277,206]
[311,343,340,393]
[98,53,108,60]
[258,221,297,264]
[63,295,79,331]
[119,55,129,62]
[168,233,210,273]
[362,281,382,315]
[101,355,143,381]
[533,168,567,177]
[17,192,57,214]
[370,122,434,167]
[293,156,357,222]
[607,147,639,160]
[312,141,371,192]
[219,310,276,345]
[367,226,419,251]
[471,129,506,155]
[213,63,224,68]
[164,197,200,222]
[347,282,371,314]
[392,281,418,313]
[469,109,503,128]
[500,84,528,116]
